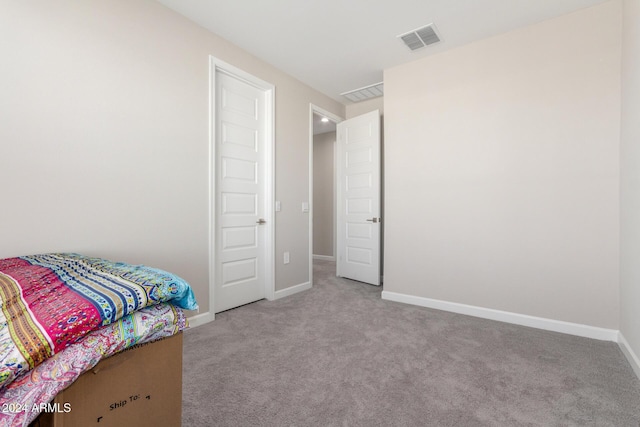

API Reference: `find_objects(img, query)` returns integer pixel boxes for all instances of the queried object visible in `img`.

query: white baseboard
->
[274,281,311,300]
[313,254,335,261]
[618,332,640,380]
[186,311,215,328]
[381,291,619,342]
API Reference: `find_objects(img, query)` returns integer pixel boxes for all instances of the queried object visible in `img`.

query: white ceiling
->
[156,0,609,103]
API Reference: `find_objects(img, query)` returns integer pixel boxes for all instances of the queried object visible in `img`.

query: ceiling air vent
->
[398,23,441,51]
[341,82,383,103]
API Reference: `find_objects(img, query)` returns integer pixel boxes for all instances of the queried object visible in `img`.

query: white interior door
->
[336,110,381,286]
[214,69,269,313]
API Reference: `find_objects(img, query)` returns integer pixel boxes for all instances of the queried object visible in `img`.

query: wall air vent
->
[398,23,441,51]
[341,82,384,103]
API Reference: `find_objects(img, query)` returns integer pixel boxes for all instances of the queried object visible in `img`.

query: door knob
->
[366,218,380,223]
[256,218,266,225]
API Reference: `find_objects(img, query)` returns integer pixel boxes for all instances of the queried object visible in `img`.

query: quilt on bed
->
[0,253,197,389]
[0,303,187,427]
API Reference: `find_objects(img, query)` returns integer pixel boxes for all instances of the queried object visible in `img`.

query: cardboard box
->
[31,333,183,427]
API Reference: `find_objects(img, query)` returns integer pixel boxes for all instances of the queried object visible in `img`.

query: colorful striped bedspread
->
[0,253,198,390]
[0,303,187,427]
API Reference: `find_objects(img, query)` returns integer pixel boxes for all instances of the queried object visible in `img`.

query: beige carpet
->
[182,260,640,426]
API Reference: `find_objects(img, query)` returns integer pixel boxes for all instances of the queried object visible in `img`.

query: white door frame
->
[206,56,275,323]
[308,104,343,287]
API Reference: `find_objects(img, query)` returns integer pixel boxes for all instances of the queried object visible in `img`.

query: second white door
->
[336,110,381,286]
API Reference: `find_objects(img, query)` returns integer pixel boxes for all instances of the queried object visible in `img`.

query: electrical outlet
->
[283,252,290,264]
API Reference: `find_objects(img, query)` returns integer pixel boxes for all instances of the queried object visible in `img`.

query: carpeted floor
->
[182,260,640,426]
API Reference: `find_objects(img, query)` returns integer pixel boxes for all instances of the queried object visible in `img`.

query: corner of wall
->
[618,332,640,379]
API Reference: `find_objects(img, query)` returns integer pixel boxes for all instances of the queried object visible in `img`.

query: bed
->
[0,253,198,426]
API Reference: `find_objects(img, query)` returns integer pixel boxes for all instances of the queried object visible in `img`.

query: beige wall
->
[313,132,335,257]
[384,1,621,328]
[0,0,344,314]
[346,97,384,119]
[621,0,640,364]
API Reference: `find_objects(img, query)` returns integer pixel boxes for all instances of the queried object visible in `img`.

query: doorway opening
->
[309,105,342,285]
